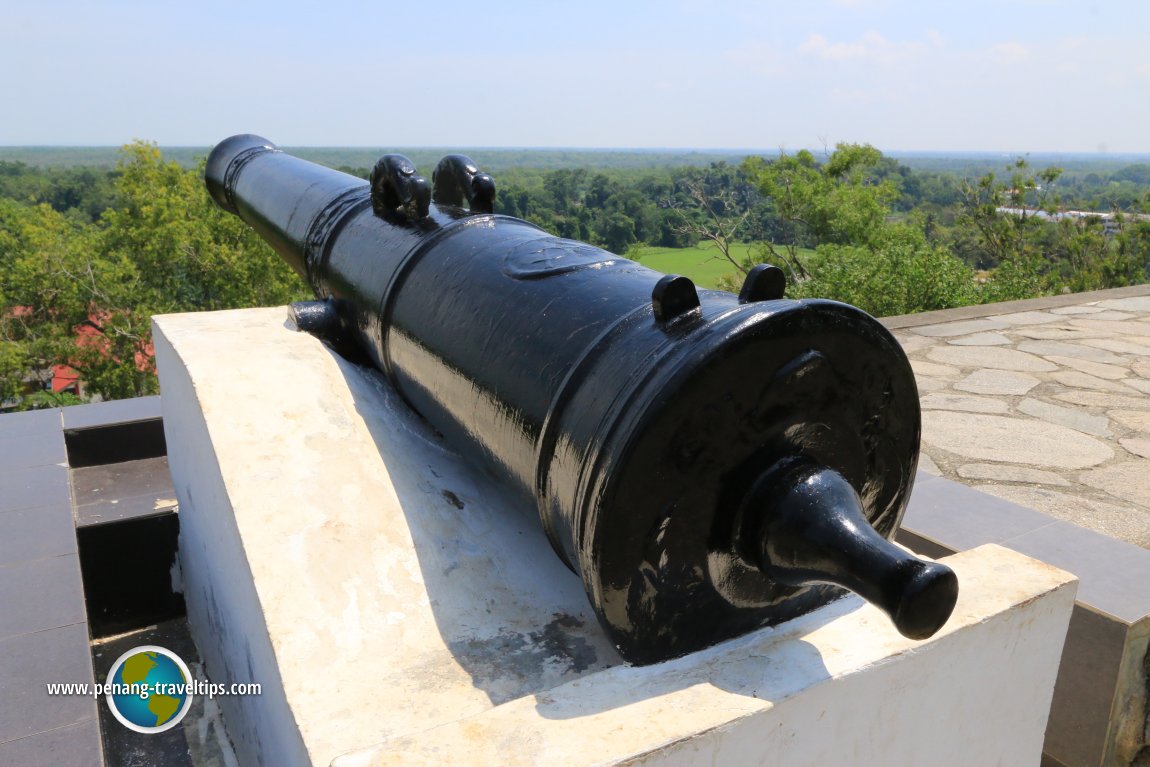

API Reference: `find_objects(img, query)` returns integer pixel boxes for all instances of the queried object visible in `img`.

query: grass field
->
[635,243,752,288]
[635,242,816,289]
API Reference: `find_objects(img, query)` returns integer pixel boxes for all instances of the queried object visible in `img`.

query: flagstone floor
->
[888,292,1150,550]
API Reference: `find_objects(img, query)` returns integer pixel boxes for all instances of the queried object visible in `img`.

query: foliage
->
[494,166,689,254]
[783,225,978,318]
[955,158,1150,297]
[956,159,1060,270]
[1,142,307,409]
[0,161,116,222]
[4,141,1150,407]
[0,198,100,404]
[704,144,978,317]
[1114,220,1150,285]
[0,146,756,173]
[739,144,900,280]
[101,143,306,313]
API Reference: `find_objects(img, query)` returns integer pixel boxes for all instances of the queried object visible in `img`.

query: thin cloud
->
[990,41,1030,62]
[799,31,929,64]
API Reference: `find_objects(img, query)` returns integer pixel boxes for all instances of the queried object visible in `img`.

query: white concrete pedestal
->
[153,307,1078,767]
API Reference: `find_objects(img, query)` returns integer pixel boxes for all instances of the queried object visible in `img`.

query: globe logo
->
[105,646,194,734]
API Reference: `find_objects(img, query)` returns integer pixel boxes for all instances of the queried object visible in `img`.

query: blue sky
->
[2,0,1148,151]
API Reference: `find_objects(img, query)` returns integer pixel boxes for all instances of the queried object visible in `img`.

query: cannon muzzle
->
[206,134,957,663]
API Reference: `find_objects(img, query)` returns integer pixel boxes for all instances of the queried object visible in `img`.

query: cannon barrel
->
[205,134,957,663]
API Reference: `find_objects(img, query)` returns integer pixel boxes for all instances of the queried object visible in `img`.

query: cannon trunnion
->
[205,134,957,664]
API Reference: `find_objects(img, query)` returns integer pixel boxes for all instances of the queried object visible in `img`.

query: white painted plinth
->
[154,307,1078,767]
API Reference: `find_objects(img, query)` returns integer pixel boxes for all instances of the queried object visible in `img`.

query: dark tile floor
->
[1,397,179,766]
[73,457,177,527]
[0,409,101,766]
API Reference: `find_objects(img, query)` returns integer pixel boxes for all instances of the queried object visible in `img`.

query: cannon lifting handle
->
[370,154,430,221]
[432,155,496,214]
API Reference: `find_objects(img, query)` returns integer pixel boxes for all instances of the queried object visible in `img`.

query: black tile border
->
[0,407,101,760]
[60,397,161,431]
[902,474,1150,624]
[0,719,103,767]
[0,555,88,640]
[903,471,1058,552]
[0,409,62,438]
[0,464,73,515]
[0,429,68,474]
[0,504,78,566]
[0,624,97,744]
[71,457,175,509]
[71,455,178,528]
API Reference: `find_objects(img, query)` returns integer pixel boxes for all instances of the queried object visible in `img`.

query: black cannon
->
[205,135,957,664]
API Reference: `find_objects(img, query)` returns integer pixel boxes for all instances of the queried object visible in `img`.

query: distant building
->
[994,206,1150,236]
[2,306,153,410]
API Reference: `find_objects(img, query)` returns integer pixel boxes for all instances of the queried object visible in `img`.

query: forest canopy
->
[2,141,1149,409]
[0,143,307,407]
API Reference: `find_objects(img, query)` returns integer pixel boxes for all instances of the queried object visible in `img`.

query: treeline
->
[0,146,754,173]
[2,142,1150,409]
[0,162,117,223]
[338,149,1150,290]
[472,148,1150,314]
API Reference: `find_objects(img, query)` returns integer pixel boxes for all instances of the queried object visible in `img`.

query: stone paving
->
[888,292,1150,550]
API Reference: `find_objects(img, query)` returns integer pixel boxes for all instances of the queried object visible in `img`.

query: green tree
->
[741,144,899,280]
[598,211,636,253]
[0,199,102,404]
[957,159,1061,271]
[1107,214,1150,287]
[785,225,978,318]
[726,144,981,316]
[954,158,1144,297]
[1,142,308,408]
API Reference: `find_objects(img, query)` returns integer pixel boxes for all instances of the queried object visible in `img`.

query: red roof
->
[6,306,154,393]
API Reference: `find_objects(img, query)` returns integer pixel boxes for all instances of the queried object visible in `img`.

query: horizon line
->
[3,144,1150,157]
